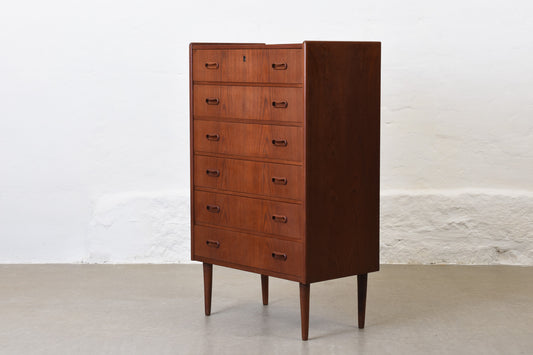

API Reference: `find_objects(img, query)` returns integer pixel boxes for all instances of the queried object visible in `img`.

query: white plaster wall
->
[0,0,532,264]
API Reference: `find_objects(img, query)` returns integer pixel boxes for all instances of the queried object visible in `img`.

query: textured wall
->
[1,0,532,264]
[381,190,533,265]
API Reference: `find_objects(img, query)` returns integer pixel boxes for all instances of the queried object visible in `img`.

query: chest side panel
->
[304,42,381,283]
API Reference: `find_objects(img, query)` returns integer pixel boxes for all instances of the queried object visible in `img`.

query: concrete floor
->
[0,265,532,355]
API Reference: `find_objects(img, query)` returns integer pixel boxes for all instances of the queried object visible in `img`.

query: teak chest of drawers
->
[190,41,380,340]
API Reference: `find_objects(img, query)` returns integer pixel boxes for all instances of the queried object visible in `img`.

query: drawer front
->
[194,225,303,277]
[192,49,303,84]
[195,191,303,239]
[194,120,303,162]
[194,85,303,123]
[194,155,304,201]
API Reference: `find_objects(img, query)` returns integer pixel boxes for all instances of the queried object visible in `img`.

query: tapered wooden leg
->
[261,274,269,305]
[203,263,213,316]
[299,283,310,341]
[357,273,368,329]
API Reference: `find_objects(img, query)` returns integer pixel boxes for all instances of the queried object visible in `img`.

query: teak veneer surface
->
[194,190,304,240]
[193,120,304,162]
[194,155,304,201]
[194,85,304,123]
[193,49,303,84]
[194,225,303,277]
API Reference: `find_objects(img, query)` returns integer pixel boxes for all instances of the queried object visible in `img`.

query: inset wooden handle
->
[272,139,288,146]
[205,62,219,69]
[205,98,220,105]
[206,134,220,141]
[206,240,220,248]
[271,252,287,261]
[272,101,288,108]
[272,63,288,70]
[206,205,220,213]
[206,169,220,177]
[271,177,287,185]
[272,215,288,223]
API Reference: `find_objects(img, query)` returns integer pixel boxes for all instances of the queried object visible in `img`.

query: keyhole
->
[243,55,246,62]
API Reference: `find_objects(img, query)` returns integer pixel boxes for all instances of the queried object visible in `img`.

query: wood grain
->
[304,41,381,283]
[194,190,304,239]
[192,49,303,84]
[194,85,303,123]
[193,120,304,162]
[194,225,303,277]
[194,155,304,201]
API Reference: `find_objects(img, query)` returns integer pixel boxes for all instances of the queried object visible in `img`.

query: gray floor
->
[0,265,532,355]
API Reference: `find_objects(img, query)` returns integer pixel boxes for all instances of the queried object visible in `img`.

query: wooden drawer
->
[192,49,303,84]
[194,155,304,201]
[193,120,303,162]
[194,85,303,123]
[194,225,303,277]
[194,190,303,239]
